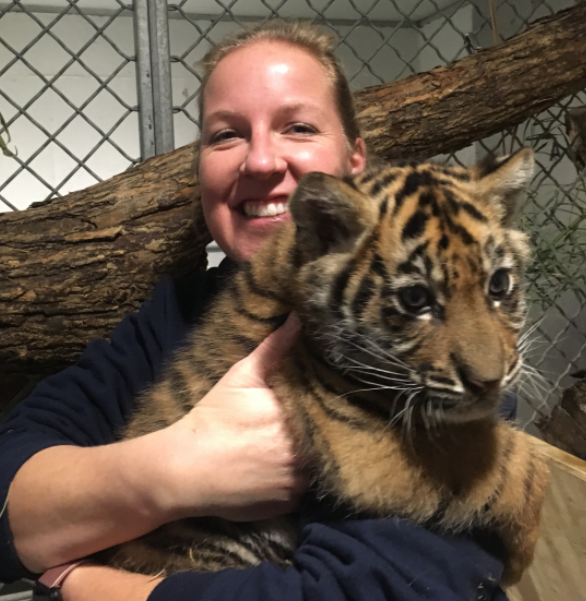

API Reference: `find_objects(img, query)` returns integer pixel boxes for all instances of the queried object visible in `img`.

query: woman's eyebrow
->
[277,102,327,118]
[205,103,327,123]
[204,109,242,122]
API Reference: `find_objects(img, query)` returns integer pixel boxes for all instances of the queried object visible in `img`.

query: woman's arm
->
[9,313,304,573]
[59,514,509,601]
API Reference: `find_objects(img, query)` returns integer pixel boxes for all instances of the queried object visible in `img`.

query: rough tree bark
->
[1,3,586,379]
[537,372,586,461]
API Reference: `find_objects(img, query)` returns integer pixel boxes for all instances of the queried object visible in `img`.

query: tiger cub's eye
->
[398,285,433,314]
[488,269,511,299]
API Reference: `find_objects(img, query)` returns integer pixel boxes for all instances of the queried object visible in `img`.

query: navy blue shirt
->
[0,261,511,600]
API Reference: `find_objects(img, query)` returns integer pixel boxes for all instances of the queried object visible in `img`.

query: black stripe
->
[445,190,460,215]
[241,264,281,301]
[175,519,270,564]
[428,375,456,386]
[227,333,259,355]
[352,274,376,316]
[379,197,388,219]
[342,175,358,190]
[418,191,440,217]
[357,170,376,186]
[432,165,471,182]
[394,171,437,213]
[466,256,480,275]
[438,234,450,250]
[329,260,355,315]
[294,357,372,430]
[371,252,388,278]
[407,241,429,263]
[454,223,475,245]
[370,171,397,197]
[381,305,401,320]
[227,285,289,328]
[402,210,429,240]
[397,261,422,276]
[447,170,471,182]
[143,528,253,564]
[460,200,488,222]
[311,357,394,423]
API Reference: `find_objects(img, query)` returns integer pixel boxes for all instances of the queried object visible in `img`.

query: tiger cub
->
[106,148,548,585]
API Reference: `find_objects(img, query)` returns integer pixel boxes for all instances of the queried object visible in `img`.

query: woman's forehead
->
[202,40,333,113]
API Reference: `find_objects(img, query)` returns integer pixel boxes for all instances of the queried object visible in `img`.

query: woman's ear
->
[348,137,367,175]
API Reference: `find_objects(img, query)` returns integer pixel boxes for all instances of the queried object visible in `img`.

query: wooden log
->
[507,438,586,601]
[536,372,586,461]
[0,149,211,377]
[1,2,586,378]
[356,3,586,160]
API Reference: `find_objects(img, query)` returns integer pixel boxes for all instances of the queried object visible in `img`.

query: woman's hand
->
[142,312,310,522]
[10,314,307,573]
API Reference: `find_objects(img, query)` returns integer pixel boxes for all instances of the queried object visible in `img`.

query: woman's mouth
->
[241,200,289,218]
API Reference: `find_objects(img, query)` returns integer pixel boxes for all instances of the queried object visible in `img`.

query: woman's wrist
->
[60,563,163,601]
[113,425,210,523]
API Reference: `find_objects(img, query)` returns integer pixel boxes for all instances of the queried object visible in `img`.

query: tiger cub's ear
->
[475,148,534,226]
[289,172,378,263]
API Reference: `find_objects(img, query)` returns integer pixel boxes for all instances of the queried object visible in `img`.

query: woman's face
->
[199,41,366,262]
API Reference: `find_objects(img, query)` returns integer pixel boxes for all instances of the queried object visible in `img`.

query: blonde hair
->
[197,20,361,144]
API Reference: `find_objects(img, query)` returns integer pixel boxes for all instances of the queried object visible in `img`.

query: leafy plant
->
[514,108,586,313]
[521,177,586,312]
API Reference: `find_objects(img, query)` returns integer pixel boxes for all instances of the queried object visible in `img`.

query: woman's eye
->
[210,130,239,144]
[287,123,317,135]
[488,269,511,299]
[398,285,433,314]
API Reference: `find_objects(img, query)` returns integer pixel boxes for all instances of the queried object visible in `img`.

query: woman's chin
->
[222,210,292,262]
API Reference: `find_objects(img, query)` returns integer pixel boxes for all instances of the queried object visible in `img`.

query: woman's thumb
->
[243,312,301,381]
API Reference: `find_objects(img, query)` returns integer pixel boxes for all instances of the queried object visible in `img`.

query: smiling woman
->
[197,23,366,262]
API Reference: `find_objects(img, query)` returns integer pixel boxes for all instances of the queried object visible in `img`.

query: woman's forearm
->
[9,437,173,573]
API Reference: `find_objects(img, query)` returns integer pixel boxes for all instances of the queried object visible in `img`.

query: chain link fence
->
[0,0,585,434]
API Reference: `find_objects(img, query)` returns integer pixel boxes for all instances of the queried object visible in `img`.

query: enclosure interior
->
[0,0,585,434]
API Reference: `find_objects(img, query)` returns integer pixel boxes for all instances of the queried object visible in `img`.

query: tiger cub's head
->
[288,149,534,424]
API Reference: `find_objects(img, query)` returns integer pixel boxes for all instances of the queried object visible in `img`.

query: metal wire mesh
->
[0,0,584,433]
[0,0,140,210]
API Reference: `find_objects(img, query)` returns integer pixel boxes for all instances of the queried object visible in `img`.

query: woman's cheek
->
[200,149,241,197]
[291,143,348,178]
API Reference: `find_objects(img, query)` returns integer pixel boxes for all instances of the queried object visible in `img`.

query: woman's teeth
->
[242,201,288,218]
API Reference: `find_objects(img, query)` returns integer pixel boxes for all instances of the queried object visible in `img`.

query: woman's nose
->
[241,132,286,178]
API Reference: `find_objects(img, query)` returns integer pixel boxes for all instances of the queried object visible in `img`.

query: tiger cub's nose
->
[456,365,502,394]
